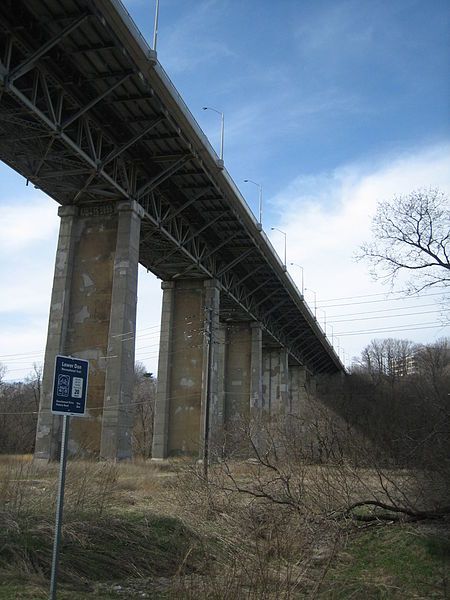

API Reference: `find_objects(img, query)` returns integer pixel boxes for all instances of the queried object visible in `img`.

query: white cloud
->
[0,194,58,251]
[269,142,450,364]
[157,1,237,74]
[1,143,448,379]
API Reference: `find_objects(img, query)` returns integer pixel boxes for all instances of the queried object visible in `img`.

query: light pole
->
[289,262,304,295]
[271,227,287,269]
[329,324,335,346]
[152,0,160,51]
[202,106,224,164]
[305,288,317,318]
[244,179,263,230]
[318,308,327,334]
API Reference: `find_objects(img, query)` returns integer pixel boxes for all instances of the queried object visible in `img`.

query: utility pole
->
[203,306,213,479]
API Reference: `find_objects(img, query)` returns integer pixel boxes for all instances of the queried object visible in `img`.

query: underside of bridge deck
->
[0,0,344,460]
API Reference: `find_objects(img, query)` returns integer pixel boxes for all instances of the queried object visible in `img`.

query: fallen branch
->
[343,500,450,523]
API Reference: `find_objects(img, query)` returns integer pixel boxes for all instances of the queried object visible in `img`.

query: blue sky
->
[0,0,449,379]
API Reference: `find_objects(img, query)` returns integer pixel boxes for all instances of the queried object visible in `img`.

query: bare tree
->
[358,188,449,294]
[356,338,416,383]
[132,362,156,458]
[0,362,6,387]
[0,365,41,454]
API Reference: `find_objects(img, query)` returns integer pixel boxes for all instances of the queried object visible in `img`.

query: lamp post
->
[318,308,327,334]
[152,0,160,51]
[289,262,304,295]
[202,106,224,164]
[329,324,335,346]
[244,179,263,230]
[271,227,287,269]
[305,288,317,318]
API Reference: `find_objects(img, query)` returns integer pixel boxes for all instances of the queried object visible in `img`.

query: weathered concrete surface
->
[262,347,289,413]
[250,323,263,412]
[289,364,308,416]
[35,205,77,461]
[100,201,144,460]
[223,323,252,453]
[152,279,220,458]
[34,201,142,461]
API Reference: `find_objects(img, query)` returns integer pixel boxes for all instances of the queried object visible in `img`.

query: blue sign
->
[51,355,89,416]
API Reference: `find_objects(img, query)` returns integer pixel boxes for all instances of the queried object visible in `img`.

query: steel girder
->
[0,0,343,374]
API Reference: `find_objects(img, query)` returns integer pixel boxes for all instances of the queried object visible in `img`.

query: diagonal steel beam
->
[233,264,265,287]
[137,155,190,198]
[151,212,225,268]
[102,116,165,166]
[252,287,281,308]
[201,230,240,262]
[6,82,128,198]
[162,188,208,225]
[61,74,131,129]
[264,298,289,317]
[244,277,273,300]
[139,188,210,248]
[7,14,90,83]
[215,247,254,278]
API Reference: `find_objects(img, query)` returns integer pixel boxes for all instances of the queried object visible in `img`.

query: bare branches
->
[357,188,450,295]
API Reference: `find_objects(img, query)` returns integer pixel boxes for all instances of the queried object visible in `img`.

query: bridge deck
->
[0,0,343,374]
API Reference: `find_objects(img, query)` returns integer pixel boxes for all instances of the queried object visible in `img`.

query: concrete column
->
[308,373,317,398]
[218,321,264,455]
[222,322,263,423]
[250,323,263,412]
[151,278,221,458]
[223,323,252,453]
[34,200,143,461]
[100,201,144,460]
[200,279,221,459]
[289,365,308,417]
[210,323,226,455]
[151,281,175,460]
[34,205,78,461]
[262,346,289,414]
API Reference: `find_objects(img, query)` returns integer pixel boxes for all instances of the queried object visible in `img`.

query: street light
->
[289,262,304,295]
[304,288,317,318]
[318,308,327,334]
[329,324,335,346]
[271,227,287,269]
[202,106,224,164]
[244,179,263,230]
[152,0,160,51]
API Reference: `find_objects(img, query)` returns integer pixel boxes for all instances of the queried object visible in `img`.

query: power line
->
[328,309,443,325]
[335,322,446,337]
[326,301,440,319]
[317,287,448,304]
[318,291,448,309]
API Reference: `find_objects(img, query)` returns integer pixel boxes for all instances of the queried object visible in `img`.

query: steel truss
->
[0,0,341,374]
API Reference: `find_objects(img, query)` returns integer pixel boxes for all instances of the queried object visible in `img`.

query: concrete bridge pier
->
[34,200,144,461]
[262,346,289,414]
[151,279,221,459]
[221,321,263,455]
[289,365,308,417]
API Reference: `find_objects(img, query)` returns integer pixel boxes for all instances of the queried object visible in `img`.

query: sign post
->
[49,355,89,600]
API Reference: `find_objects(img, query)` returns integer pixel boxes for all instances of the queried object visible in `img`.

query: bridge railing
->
[110,1,261,237]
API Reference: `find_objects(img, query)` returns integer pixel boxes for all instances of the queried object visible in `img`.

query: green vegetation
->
[324,526,450,599]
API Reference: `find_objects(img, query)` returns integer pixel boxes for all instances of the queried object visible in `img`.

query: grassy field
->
[0,454,449,599]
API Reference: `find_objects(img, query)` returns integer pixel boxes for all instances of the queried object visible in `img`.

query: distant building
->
[391,355,418,377]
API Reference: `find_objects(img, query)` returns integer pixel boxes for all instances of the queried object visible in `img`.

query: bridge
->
[0,0,344,460]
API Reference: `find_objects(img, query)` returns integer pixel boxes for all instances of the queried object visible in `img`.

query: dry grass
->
[0,454,449,599]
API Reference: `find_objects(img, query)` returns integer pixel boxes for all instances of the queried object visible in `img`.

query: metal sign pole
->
[49,414,70,600]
